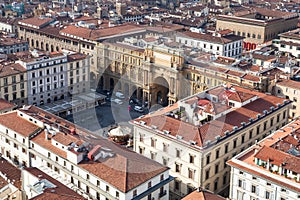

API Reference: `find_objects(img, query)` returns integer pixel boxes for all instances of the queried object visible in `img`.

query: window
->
[251,185,256,193]
[249,130,253,139]
[264,121,267,131]
[205,169,210,180]
[238,179,242,187]
[87,174,89,180]
[265,191,270,199]
[148,181,151,188]
[106,185,109,192]
[163,157,168,165]
[256,125,260,135]
[283,111,286,119]
[163,143,168,152]
[151,138,156,147]
[139,146,144,155]
[215,149,220,159]
[214,179,218,190]
[206,154,210,165]
[225,143,229,153]
[189,155,194,164]
[48,152,51,158]
[241,135,245,143]
[150,151,156,160]
[139,134,144,142]
[293,97,297,102]
[133,189,137,197]
[116,191,119,198]
[270,118,274,126]
[188,168,194,179]
[215,164,219,173]
[233,139,237,148]
[176,149,180,157]
[160,174,164,181]
[175,163,181,173]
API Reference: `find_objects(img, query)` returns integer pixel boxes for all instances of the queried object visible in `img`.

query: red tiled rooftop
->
[277,79,300,90]
[0,175,8,190]
[0,63,26,77]
[31,131,68,159]
[0,111,40,137]
[19,17,53,28]
[25,168,86,200]
[0,98,16,111]
[182,189,225,200]
[228,119,300,192]
[0,157,22,189]
[60,24,144,40]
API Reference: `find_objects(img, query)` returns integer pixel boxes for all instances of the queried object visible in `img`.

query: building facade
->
[15,50,90,106]
[273,79,300,119]
[227,118,300,200]
[0,106,171,200]
[131,84,290,199]
[216,8,298,50]
[98,41,189,106]
[0,36,28,54]
[0,62,27,106]
[176,31,244,58]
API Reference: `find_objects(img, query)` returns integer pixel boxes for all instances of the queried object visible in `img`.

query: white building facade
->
[176,31,244,58]
[0,106,171,200]
[228,119,300,200]
[131,85,290,199]
[15,50,90,105]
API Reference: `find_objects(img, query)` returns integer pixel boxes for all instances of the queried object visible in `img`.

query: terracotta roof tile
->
[0,111,40,137]
[0,98,16,111]
[18,17,54,29]
[31,131,68,159]
[0,157,22,189]
[182,189,225,200]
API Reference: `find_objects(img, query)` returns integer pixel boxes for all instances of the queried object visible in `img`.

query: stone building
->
[130,84,290,199]
[216,8,298,50]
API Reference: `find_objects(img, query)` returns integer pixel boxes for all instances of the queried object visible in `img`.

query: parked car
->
[115,92,125,99]
[134,105,144,113]
[113,98,123,105]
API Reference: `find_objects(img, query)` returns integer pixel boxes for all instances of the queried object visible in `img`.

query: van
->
[115,92,125,99]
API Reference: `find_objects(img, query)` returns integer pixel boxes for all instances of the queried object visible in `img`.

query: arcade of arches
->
[98,75,177,107]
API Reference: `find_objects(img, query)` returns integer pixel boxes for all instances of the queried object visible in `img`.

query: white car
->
[113,99,123,105]
[115,92,125,99]
[134,105,144,113]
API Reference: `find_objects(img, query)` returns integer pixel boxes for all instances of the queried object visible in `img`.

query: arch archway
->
[46,43,49,51]
[41,42,44,50]
[50,45,54,52]
[150,77,169,106]
[36,40,39,48]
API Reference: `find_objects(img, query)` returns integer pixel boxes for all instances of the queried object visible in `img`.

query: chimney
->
[45,129,49,140]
